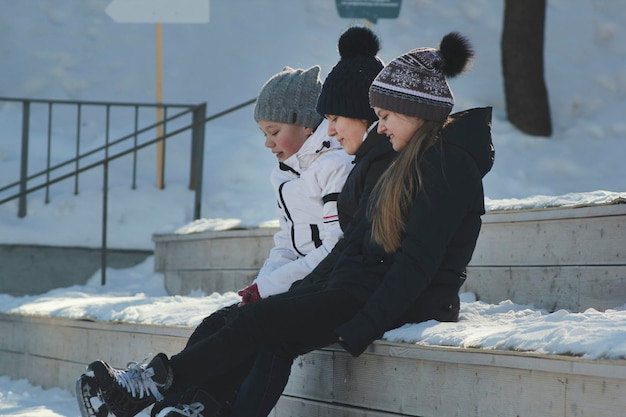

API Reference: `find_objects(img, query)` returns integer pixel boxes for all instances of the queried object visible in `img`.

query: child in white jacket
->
[237,65,353,303]
[75,65,354,417]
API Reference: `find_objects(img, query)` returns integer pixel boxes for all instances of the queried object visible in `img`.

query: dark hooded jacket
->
[291,125,395,286]
[337,122,396,233]
[328,107,494,356]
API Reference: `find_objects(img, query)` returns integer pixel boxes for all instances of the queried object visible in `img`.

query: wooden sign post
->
[105,0,209,189]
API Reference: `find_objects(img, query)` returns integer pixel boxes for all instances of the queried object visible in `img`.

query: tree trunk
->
[501,0,552,137]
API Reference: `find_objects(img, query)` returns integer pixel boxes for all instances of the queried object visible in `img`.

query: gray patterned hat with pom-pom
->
[369,32,474,122]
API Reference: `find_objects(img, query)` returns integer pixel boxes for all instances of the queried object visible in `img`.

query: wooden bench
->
[154,202,626,312]
[1,313,625,417]
[153,227,276,296]
[1,202,625,416]
[465,202,626,312]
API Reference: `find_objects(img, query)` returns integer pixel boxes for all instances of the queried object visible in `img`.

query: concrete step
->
[0,244,152,296]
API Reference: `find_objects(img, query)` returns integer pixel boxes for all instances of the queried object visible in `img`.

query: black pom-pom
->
[439,32,474,77]
[338,26,381,58]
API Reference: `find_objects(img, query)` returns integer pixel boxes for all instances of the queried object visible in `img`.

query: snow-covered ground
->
[2,0,626,249]
[1,0,626,415]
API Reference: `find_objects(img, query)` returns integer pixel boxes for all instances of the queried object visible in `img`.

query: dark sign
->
[336,0,402,23]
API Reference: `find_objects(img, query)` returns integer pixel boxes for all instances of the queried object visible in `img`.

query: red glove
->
[238,283,261,306]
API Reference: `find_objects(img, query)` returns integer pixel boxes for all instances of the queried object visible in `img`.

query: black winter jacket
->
[292,126,396,287]
[337,124,396,233]
[330,107,495,356]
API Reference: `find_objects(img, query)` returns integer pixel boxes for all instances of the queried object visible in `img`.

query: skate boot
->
[76,372,110,417]
[89,353,174,417]
[154,386,221,417]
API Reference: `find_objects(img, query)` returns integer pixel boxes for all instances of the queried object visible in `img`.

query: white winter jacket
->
[253,119,354,298]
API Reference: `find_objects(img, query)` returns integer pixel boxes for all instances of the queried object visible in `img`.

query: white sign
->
[106,0,210,23]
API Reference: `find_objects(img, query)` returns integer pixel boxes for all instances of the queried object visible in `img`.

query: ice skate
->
[89,353,173,417]
[76,371,110,417]
[154,387,220,417]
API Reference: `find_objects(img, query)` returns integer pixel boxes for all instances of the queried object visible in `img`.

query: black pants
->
[167,283,361,393]
[177,303,247,403]
[229,342,313,417]
[167,304,318,416]
[229,282,461,417]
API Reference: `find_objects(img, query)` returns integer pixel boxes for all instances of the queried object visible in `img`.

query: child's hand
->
[238,283,261,306]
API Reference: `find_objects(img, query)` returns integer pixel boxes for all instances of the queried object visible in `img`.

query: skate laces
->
[112,355,164,401]
[158,402,205,417]
[179,402,205,417]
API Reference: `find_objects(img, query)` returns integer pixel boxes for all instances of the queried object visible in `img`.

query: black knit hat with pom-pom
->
[369,32,474,122]
[316,26,384,121]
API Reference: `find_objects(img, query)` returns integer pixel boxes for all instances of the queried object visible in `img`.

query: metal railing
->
[0,96,256,284]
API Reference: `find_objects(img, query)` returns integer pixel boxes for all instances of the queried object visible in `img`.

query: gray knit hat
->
[369,32,474,122]
[254,66,323,128]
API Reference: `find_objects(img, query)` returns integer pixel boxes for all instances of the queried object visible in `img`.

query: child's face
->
[373,107,424,152]
[258,120,311,162]
[325,115,368,156]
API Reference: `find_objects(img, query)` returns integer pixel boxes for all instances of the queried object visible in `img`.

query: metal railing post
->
[189,114,199,190]
[191,103,206,219]
[18,101,30,218]
[45,102,53,204]
[132,105,139,189]
[101,104,111,286]
[74,103,82,195]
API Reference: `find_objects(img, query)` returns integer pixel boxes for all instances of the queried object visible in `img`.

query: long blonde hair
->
[367,120,443,253]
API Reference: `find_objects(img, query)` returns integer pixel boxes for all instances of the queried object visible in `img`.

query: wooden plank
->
[287,349,568,416]
[0,314,190,388]
[164,269,255,295]
[152,228,279,243]
[379,343,626,380]
[565,375,626,416]
[273,396,401,417]
[286,344,626,417]
[463,265,626,311]
[483,202,626,223]
[153,228,277,271]
[4,315,626,417]
[471,214,626,266]
[283,350,335,401]
[154,235,273,271]
[154,228,275,295]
